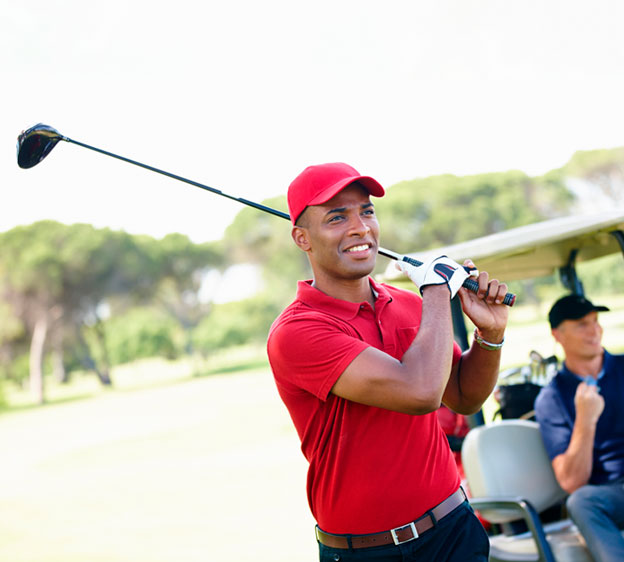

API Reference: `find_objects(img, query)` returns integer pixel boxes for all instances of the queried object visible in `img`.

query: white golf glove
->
[395,256,477,298]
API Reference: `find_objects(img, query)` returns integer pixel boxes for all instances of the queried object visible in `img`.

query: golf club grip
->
[401,256,516,307]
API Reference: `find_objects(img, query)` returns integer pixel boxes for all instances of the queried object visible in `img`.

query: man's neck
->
[311,276,375,307]
[564,351,604,378]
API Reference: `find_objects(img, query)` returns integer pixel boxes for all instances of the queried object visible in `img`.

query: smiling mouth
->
[345,244,372,253]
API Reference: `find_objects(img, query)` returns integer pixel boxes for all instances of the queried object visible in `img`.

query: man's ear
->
[551,328,562,346]
[291,226,311,252]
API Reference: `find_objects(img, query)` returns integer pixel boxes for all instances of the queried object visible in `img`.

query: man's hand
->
[552,381,604,493]
[395,255,477,298]
[457,260,509,341]
[575,381,604,426]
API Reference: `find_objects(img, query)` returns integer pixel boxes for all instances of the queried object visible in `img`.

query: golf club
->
[16,123,515,306]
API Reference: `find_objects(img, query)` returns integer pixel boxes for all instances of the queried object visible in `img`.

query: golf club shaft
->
[65,138,290,221]
[58,135,515,306]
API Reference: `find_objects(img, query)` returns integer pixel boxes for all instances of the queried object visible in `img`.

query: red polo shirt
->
[267,278,461,534]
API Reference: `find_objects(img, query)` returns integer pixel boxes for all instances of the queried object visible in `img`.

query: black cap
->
[548,294,609,329]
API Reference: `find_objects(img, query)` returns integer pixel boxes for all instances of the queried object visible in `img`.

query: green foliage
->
[0,300,25,343]
[560,147,624,204]
[0,381,6,409]
[192,296,282,354]
[375,171,574,255]
[223,196,310,305]
[0,222,224,390]
[154,233,224,279]
[0,352,30,385]
[150,233,223,333]
[575,254,624,296]
[0,221,158,319]
[101,307,182,365]
[223,196,290,263]
[563,147,624,177]
[0,301,29,386]
[0,221,65,298]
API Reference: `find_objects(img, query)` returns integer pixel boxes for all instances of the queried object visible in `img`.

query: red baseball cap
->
[287,162,385,224]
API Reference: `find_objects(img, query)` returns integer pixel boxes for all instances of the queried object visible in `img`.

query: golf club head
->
[17,123,65,169]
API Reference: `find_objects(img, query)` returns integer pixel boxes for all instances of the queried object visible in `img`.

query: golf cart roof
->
[383,210,624,283]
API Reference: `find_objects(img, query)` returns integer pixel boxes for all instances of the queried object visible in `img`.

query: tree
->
[104,306,181,364]
[0,299,29,389]
[147,233,224,355]
[375,170,574,255]
[222,196,310,308]
[192,296,282,355]
[0,222,69,402]
[0,222,160,401]
[560,147,624,208]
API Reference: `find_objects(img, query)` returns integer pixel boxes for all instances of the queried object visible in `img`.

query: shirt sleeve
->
[535,386,573,461]
[268,314,369,401]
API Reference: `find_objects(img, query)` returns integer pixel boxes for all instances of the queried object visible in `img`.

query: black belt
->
[315,487,467,550]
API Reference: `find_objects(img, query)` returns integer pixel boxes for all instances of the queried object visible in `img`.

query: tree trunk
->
[92,320,112,386]
[52,346,68,383]
[92,365,113,386]
[50,318,69,384]
[29,316,47,404]
[75,327,113,387]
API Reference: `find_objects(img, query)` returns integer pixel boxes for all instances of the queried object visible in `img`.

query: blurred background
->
[2,1,624,560]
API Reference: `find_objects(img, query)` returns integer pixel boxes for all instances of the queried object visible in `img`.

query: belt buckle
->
[391,521,418,545]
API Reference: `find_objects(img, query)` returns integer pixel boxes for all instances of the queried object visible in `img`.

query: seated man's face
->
[553,311,603,360]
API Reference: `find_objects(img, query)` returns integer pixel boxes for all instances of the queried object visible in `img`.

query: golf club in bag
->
[16,123,515,306]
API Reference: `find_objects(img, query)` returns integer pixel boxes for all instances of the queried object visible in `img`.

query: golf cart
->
[384,210,624,561]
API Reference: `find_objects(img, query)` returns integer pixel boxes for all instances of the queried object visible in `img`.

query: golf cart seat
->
[462,419,592,562]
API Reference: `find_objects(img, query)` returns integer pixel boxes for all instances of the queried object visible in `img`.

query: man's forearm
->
[400,286,456,409]
[443,339,502,415]
[553,422,596,493]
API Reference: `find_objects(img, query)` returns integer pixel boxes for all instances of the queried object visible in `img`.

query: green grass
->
[0,360,317,562]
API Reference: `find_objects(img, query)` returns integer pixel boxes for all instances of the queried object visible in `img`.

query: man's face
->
[552,311,604,360]
[292,184,380,283]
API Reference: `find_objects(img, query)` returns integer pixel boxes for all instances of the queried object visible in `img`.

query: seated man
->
[535,294,624,562]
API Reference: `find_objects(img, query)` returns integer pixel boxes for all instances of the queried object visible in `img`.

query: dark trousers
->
[318,502,489,561]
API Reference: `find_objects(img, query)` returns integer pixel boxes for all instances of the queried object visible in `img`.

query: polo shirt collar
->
[295,277,392,321]
[562,348,610,382]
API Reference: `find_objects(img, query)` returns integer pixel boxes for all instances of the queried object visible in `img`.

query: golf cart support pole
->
[16,123,515,306]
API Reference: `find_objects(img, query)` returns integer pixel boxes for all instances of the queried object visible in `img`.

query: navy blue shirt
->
[535,350,624,485]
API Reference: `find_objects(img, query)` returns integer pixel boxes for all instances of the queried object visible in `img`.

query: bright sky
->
[3,0,624,244]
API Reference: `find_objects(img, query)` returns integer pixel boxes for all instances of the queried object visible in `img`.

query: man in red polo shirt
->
[267,163,509,561]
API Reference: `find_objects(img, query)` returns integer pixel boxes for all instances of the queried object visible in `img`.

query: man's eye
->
[328,215,344,222]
